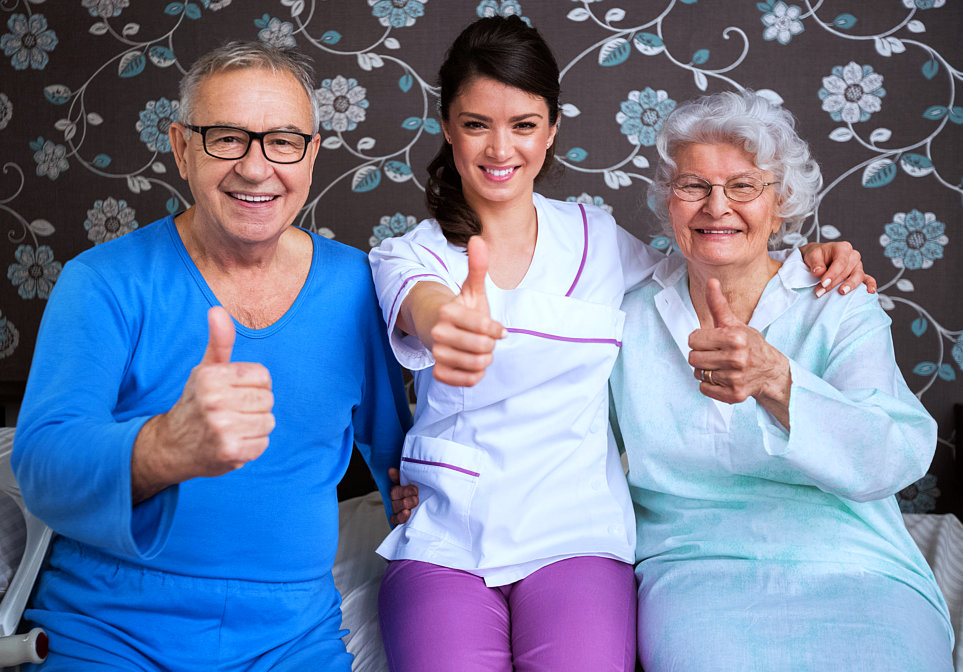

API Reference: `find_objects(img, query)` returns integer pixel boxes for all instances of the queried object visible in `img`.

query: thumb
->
[705,278,741,328]
[201,306,236,364]
[460,236,490,309]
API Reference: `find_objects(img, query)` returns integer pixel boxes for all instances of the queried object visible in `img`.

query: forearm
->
[12,413,175,557]
[758,361,935,501]
[130,414,180,504]
[753,354,792,431]
[397,281,456,349]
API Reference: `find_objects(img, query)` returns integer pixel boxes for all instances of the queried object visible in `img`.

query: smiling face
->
[170,66,320,249]
[668,142,782,275]
[442,76,557,213]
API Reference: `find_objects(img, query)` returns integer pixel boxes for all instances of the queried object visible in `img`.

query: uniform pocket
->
[400,435,481,551]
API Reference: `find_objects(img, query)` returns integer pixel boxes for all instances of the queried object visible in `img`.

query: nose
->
[701,184,732,218]
[486,128,512,162]
[234,138,272,181]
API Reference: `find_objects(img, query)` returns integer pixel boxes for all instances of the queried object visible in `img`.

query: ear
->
[169,122,191,181]
[305,133,321,186]
[547,120,559,148]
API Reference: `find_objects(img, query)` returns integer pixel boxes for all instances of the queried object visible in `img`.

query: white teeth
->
[232,193,274,202]
[485,167,514,177]
[700,229,738,234]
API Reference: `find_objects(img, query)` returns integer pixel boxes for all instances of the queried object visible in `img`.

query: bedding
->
[334,491,963,672]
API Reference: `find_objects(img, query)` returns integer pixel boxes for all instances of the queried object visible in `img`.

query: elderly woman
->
[609,90,954,671]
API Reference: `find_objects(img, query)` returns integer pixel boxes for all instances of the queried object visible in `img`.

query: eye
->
[514,121,537,130]
[675,178,707,190]
[462,120,486,130]
[211,133,243,145]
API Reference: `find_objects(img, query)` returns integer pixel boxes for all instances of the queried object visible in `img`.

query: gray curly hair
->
[178,41,319,133]
[648,90,822,247]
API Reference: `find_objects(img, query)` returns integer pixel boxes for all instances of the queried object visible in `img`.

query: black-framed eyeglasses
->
[670,175,779,203]
[182,124,313,164]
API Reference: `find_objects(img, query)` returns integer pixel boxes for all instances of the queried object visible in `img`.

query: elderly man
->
[12,42,410,671]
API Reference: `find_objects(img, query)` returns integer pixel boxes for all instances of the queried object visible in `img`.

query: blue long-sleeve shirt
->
[13,215,411,582]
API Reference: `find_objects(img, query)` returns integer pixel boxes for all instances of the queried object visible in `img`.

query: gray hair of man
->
[178,41,320,134]
[647,90,823,247]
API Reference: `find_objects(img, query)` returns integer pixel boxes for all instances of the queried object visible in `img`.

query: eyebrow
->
[457,112,544,123]
[675,171,764,179]
[205,122,310,133]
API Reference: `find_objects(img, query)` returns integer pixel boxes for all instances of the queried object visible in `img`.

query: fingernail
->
[500,328,508,339]
[841,285,850,295]
[815,287,826,298]
[821,277,832,288]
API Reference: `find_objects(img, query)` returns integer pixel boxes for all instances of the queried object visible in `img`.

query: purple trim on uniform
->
[418,244,449,273]
[402,457,480,478]
[389,273,446,327]
[505,327,621,347]
[564,204,589,297]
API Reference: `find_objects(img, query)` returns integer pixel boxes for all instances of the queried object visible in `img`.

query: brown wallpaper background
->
[0,0,959,512]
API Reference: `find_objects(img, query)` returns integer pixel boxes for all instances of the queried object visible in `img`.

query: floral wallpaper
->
[0,0,960,513]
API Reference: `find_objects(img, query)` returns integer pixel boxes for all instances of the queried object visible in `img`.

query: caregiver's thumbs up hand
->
[131,306,275,503]
[430,236,506,387]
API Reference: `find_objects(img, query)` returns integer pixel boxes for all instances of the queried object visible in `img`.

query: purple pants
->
[378,556,637,672]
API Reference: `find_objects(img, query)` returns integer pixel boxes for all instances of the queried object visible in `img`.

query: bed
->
[3,426,962,671]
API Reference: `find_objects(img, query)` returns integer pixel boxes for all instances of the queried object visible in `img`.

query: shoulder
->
[305,231,377,291]
[622,271,663,307]
[62,216,177,293]
[536,193,618,233]
[780,252,883,318]
[71,215,174,269]
[369,218,461,276]
[308,229,365,264]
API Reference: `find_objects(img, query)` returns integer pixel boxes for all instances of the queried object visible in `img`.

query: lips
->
[482,165,518,181]
[696,228,739,234]
[229,192,277,203]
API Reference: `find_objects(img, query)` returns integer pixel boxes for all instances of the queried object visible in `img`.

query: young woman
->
[370,17,868,672]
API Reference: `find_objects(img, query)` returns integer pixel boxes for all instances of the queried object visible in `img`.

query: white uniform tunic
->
[370,193,662,586]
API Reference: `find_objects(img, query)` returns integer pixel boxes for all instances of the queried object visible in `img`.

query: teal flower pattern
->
[477,0,529,24]
[566,193,613,215]
[1,14,58,71]
[136,98,179,154]
[257,17,297,48]
[819,62,885,124]
[369,0,427,28]
[317,76,368,132]
[952,338,963,371]
[880,209,947,270]
[82,0,130,18]
[896,473,940,514]
[902,0,945,8]
[0,311,18,359]
[617,87,676,147]
[0,93,11,130]
[7,245,61,300]
[85,197,138,244]
[32,138,69,180]
[370,212,417,248]
[761,2,804,45]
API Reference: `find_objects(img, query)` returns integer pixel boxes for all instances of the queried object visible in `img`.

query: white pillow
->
[0,427,26,595]
[335,491,390,672]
